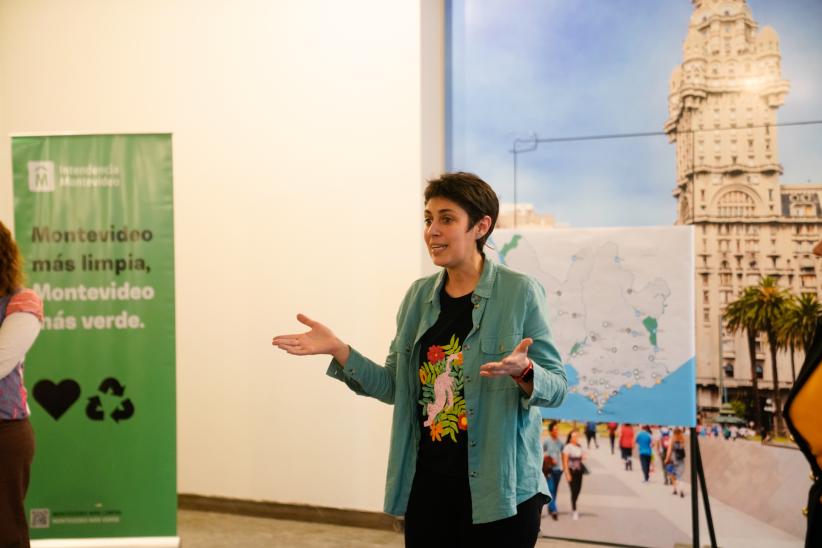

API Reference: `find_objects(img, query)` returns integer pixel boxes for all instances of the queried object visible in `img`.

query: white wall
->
[0,0,444,513]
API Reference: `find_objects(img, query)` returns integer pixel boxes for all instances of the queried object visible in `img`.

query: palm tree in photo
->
[724,286,762,430]
[777,292,822,383]
[775,320,799,389]
[746,277,791,436]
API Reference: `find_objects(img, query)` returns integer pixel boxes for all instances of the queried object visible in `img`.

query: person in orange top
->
[0,220,44,546]
[783,239,822,547]
[618,423,635,471]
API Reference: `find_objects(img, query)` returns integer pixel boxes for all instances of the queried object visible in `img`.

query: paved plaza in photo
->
[539,435,804,548]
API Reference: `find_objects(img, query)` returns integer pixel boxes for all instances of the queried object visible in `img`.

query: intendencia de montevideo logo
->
[27,161,55,192]
[27,160,122,190]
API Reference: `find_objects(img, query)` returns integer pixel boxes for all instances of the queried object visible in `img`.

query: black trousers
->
[404,466,545,548]
[0,418,35,548]
[640,454,651,481]
[568,470,583,511]
[584,431,598,448]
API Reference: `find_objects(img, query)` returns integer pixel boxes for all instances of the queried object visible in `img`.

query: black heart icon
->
[33,379,81,420]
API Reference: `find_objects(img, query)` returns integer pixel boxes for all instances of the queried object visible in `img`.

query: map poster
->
[12,134,177,541]
[490,226,696,427]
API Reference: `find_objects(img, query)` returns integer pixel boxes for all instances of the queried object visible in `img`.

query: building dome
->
[691,0,754,26]
[758,26,780,52]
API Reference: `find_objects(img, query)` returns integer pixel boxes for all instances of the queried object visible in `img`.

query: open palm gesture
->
[272,313,344,357]
[479,337,533,378]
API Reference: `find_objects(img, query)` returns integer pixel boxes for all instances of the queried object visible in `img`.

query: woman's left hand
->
[479,337,532,378]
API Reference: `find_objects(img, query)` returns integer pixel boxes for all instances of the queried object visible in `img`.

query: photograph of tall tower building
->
[664,0,822,422]
[446,0,822,428]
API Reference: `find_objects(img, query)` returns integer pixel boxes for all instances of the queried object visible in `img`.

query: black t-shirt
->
[417,284,473,477]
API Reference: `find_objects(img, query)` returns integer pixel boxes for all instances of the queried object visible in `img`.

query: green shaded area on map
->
[499,234,522,263]
[642,316,658,346]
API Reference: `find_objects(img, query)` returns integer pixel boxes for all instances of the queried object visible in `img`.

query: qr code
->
[30,508,50,528]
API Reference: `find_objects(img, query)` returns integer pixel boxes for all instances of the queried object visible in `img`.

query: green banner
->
[12,134,176,539]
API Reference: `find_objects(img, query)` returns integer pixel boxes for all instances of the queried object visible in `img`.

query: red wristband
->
[511,360,534,383]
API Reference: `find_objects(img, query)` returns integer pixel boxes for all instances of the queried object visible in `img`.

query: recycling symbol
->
[85,377,135,423]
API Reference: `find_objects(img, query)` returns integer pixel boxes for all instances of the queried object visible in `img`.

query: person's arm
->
[562,449,571,482]
[0,312,42,379]
[273,312,399,404]
[272,282,420,405]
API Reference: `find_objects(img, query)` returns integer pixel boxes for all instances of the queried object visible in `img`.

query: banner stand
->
[12,133,177,542]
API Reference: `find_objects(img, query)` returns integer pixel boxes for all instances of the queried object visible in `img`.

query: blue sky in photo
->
[447,0,822,227]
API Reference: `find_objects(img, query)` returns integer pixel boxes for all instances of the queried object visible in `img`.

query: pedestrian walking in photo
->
[562,429,587,521]
[658,427,671,485]
[584,421,599,449]
[542,421,564,521]
[636,425,653,483]
[619,423,635,471]
[606,421,618,455]
[665,428,687,497]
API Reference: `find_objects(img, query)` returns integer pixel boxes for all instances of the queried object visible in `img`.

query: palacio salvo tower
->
[664,0,822,417]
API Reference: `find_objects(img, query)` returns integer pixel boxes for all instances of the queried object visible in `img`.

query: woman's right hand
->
[272,314,349,363]
[566,472,572,483]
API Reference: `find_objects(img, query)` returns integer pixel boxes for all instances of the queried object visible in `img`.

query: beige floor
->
[178,509,588,548]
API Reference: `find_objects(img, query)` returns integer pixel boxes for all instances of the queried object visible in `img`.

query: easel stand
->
[690,427,718,548]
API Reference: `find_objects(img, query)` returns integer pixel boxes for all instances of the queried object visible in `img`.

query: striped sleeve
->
[7,289,44,323]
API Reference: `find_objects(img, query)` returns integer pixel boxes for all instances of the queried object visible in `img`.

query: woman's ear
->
[475,215,492,239]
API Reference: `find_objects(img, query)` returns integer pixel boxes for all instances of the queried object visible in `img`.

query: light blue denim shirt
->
[327,259,567,524]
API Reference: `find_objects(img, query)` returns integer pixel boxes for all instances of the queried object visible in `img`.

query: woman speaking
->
[273,172,567,547]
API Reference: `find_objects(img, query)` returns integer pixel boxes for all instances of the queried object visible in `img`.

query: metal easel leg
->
[691,427,700,547]
[694,432,718,547]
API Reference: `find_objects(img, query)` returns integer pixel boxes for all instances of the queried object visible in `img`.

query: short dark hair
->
[548,421,559,431]
[424,172,499,254]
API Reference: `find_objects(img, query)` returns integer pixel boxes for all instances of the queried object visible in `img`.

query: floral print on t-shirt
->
[418,335,467,443]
